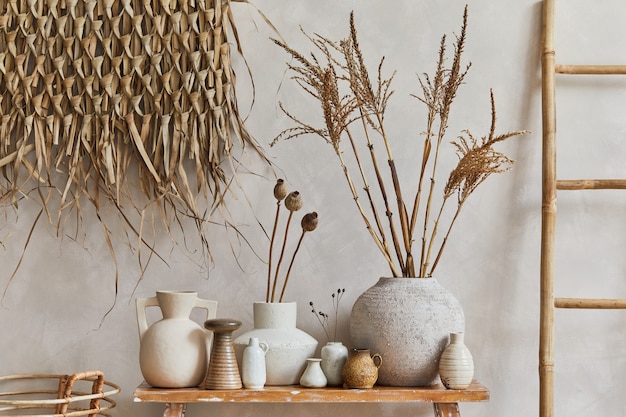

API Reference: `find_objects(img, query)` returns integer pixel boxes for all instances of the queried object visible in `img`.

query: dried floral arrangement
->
[310,288,345,342]
[0,0,273,290]
[272,7,528,278]
[266,179,318,303]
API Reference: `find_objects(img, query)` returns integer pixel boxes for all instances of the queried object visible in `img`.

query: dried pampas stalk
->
[272,7,529,278]
[0,0,272,302]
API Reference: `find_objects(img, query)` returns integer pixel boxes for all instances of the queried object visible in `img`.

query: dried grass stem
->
[272,6,528,278]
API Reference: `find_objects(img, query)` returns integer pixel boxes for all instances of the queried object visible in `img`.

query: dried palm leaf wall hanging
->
[0,0,272,288]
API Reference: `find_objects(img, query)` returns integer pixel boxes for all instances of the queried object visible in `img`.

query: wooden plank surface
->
[133,380,489,404]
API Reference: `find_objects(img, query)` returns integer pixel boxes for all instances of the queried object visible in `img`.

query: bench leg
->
[164,403,186,417]
[433,402,460,417]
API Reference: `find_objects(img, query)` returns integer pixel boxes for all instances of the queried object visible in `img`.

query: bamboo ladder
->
[540,0,626,416]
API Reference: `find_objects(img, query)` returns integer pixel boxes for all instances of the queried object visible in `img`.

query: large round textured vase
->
[350,277,464,386]
[136,291,218,388]
[233,302,318,385]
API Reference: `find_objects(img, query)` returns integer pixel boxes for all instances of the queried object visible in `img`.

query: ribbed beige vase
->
[439,332,474,389]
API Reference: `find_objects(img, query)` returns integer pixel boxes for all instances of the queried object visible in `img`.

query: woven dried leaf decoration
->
[0,0,269,272]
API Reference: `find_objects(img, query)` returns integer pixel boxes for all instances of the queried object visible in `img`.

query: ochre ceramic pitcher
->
[136,291,217,388]
[342,348,382,389]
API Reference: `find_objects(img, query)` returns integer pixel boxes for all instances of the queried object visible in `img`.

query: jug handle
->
[194,298,218,322]
[372,353,383,369]
[259,341,269,353]
[193,298,219,349]
[136,296,159,339]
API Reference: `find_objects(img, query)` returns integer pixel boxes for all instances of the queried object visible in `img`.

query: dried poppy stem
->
[279,211,318,302]
[270,191,302,302]
[267,179,287,302]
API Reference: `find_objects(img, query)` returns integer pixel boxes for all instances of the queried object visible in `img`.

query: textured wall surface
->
[1,1,626,416]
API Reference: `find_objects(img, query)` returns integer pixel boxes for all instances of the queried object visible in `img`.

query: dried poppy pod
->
[274,179,287,201]
[301,211,318,232]
[285,191,303,212]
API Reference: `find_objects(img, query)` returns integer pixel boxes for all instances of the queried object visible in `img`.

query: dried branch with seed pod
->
[272,6,529,278]
[266,179,318,302]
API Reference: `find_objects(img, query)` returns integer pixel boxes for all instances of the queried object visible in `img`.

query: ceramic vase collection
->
[350,277,465,386]
[320,342,349,386]
[342,348,382,389]
[299,358,327,388]
[136,291,218,388]
[439,332,474,389]
[233,302,318,385]
[241,337,269,389]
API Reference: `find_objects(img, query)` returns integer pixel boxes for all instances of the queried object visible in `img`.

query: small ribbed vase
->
[438,332,474,389]
[204,319,243,390]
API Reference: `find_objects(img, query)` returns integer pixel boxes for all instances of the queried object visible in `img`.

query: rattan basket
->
[0,371,120,417]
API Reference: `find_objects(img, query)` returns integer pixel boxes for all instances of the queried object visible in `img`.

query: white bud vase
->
[299,358,327,388]
[242,337,269,389]
[320,342,348,386]
[438,332,474,389]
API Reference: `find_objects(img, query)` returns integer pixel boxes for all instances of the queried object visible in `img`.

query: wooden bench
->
[133,380,489,417]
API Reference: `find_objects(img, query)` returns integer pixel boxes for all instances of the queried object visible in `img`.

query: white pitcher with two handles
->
[136,290,217,388]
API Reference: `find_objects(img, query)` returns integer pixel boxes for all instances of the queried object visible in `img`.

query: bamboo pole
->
[556,64,626,75]
[539,1,557,417]
[555,298,626,309]
[556,179,626,190]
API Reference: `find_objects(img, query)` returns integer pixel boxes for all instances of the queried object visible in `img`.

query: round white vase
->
[439,332,474,389]
[299,358,327,388]
[320,342,349,386]
[234,302,318,385]
[350,277,464,386]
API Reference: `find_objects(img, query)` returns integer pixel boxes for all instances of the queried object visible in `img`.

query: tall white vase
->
[136,291,218,388]
[234,302,318,385]
[439,332,474,389]
[350,277,464,386]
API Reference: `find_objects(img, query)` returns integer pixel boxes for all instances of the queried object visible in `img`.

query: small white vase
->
[234,302,318,385]
[299,358,327,388]
[320,342,348,386]
[242,337,269,389]
[439,332,474,389]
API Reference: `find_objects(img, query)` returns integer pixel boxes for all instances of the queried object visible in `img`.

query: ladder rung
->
[556,64,626,75]
[556,179,626,190]
[555,298,626,309]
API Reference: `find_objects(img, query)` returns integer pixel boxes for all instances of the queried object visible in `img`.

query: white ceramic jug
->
[241,337,269,389]
[136,291,217,388]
